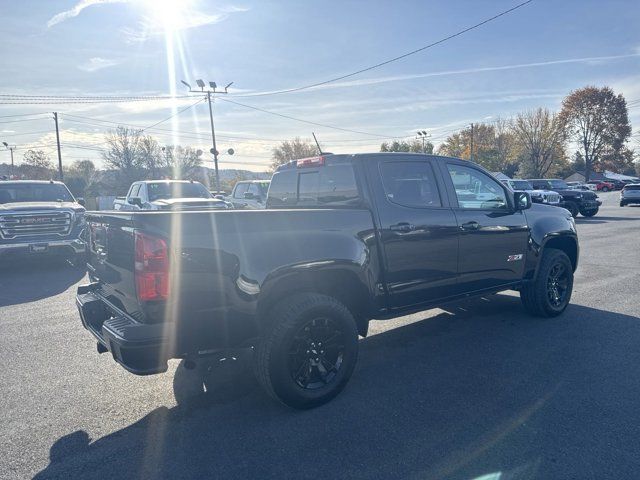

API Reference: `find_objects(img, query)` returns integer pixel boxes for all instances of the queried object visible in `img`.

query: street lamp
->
[181,78,233,192]
[416,130,430,153]
[2,141,15,178]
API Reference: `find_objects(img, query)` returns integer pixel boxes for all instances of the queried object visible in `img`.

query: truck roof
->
[275,153,461,171]
[0,179,64,185]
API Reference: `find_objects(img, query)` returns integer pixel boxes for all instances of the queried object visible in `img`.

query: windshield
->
[147,182,211,201]
[510,180,533,190]
[0,183,74,203]
[548,180,569,189]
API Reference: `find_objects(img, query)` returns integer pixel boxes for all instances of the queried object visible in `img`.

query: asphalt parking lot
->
[1,191,639,480]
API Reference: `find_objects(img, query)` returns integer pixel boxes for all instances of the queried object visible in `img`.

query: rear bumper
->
[0,238,86,257]
[76,284,172,375]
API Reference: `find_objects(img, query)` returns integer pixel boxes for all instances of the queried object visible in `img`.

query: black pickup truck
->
[77,154,578,408]
[528,178,601,217]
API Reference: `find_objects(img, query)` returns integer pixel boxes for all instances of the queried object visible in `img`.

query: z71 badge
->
[507,254,523,262]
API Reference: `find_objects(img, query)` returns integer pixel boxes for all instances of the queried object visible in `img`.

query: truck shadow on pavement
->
[0,258,85,307]
[34,295,640,480]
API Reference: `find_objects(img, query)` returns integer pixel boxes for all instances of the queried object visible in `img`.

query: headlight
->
[75,212,86,226]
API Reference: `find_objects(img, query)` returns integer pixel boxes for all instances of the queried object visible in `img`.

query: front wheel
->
[564,201,579,218]
[579,207,598,217]
[520,248,573,317]
[602,187,609,192]
[620,202,626,207]
[254,293,359,409]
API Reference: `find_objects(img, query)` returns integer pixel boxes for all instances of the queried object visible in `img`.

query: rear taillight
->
[134,231,169,302]
[296,156,324,168]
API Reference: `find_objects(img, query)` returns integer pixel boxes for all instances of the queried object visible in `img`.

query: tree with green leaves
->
[380,139,434,154]
[271,137,318,170]
[559,86,632,180]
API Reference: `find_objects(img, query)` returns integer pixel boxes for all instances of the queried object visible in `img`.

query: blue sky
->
[1,0,639,171]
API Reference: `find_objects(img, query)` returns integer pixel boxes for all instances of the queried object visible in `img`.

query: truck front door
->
[440,161,529,292]
[367,157,459,308]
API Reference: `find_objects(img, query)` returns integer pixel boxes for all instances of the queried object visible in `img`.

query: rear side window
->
[268,164,360,208]
[379,162,441,208]
[624,185,640,191]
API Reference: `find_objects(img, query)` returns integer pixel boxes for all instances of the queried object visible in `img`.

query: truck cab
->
[228,180,270,209]
[113,180,231,211]
[0,180,86,263]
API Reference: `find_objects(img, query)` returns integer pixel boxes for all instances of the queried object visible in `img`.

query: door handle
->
[390,222,416,232]
[461,221,480,231]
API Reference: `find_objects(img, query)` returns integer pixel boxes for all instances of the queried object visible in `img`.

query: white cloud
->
[47,0,128,28]
[237,53,640,96]
[78,57,120,72]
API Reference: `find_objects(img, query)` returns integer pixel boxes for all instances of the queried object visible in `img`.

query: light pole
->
[2,141,15,178]
[416,130,429,153]
[181,79,233,192]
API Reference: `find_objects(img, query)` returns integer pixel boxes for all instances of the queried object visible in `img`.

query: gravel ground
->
[1,191,639,480]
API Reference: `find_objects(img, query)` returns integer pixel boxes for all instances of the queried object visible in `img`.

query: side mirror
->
[77,197,86,207]
[244,192,256,200]
[128,196,143,208]
[514,191,532,211]
[214,194,225,200]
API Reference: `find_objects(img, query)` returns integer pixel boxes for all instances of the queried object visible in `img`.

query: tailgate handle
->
[390,222,416,232]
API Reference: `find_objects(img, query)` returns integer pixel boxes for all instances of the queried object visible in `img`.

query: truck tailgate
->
[86,212,141,319]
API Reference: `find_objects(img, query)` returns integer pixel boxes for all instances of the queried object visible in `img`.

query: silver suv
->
[620,184,640,207]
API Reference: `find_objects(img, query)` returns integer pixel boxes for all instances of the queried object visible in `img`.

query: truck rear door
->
[364,155,459,308]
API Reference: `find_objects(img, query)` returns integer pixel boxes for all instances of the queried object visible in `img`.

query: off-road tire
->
[521,248,573,317]
[254,293,359,409]
[579,207,598,217]
[564,201,579,218]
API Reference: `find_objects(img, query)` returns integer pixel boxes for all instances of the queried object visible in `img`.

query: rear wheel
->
[620,201,626,207]
[564,201,579,218]
[579,207,598,217]
[521,248,573,317]
[254,293,359,409]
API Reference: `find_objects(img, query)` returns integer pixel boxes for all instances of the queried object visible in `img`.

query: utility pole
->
[53,112,63,180]
[2,142,15,178]
[181,79,233,193]
[469,123,474,162]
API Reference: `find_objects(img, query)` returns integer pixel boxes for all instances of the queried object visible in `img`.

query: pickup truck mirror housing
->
[514,191,532,211]
[128,196,143,208]
[76,197,86,207]
[243,192,256,200]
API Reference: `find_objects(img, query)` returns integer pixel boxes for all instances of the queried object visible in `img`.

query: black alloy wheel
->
[288,317,345,390]
[546,263,570,308]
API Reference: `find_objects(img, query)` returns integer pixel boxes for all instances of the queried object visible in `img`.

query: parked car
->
[604,179,626,190]
[113,180,231,211]
[528,178,601,217]
[0,180,86,264]
[620,184,640,206]
[77,153,579,409]
[501,179,562,206]
[228,180,270,209]
[587,180,615,192]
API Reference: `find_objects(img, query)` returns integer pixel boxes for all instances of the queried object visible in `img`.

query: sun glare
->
[138,0,194,32]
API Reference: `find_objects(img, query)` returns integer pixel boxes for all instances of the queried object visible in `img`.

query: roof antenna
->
[312,132,323,155]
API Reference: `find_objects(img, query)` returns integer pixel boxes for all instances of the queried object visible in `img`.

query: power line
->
[0,94,192,105]
[217,97,392,138]
[229,0,534,98]
[140,98,205,132]
[0,112,50,119]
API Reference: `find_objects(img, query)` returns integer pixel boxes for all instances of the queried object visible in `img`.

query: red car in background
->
[587,180,615,192]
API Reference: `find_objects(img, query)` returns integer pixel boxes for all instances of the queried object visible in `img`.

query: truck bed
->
[85,208,381,356]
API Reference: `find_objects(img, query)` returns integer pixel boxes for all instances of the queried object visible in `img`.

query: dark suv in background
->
[529,178,601,217]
